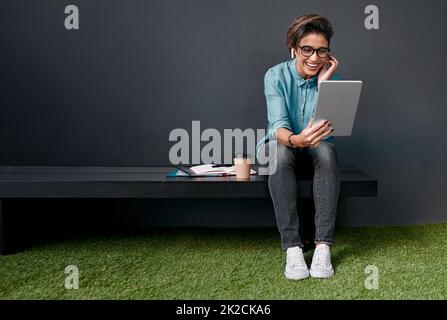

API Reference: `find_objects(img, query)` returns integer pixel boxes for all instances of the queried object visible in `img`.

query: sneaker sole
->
[309,269,334,279]
[284,270,310,280]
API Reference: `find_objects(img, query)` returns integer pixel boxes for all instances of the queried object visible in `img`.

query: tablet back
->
[314,80,363,136]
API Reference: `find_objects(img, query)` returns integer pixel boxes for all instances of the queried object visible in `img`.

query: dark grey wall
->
[1,0,446,226]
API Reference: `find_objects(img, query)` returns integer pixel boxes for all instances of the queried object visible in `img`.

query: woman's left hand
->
[318,54,339,86]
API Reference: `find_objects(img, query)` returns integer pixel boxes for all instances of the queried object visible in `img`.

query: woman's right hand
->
[292,117,333,148]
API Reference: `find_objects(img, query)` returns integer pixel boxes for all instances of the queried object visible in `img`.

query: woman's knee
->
[266,143,296,176]
[311,141,338,167]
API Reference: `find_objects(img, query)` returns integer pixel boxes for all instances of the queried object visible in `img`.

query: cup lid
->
[234,157,253,164]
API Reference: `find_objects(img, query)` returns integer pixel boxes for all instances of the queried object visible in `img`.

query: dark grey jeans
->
[267,141,340,251]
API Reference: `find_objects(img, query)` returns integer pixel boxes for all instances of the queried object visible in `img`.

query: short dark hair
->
[286,14,334,50]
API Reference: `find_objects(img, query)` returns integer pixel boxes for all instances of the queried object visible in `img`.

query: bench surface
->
[0,166,377,198]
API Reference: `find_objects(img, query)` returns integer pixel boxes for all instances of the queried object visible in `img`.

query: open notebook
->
[171,164,257,177]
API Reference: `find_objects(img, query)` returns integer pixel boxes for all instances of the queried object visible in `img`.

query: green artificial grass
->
[1,223,446,300]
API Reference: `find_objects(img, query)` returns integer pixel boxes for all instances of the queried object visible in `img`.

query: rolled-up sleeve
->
[264,70,291,139]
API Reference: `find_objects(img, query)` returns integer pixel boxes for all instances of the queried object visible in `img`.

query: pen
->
[211,164,233,167]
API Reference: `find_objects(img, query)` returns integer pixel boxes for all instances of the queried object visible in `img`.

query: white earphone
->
[290,48,295,59]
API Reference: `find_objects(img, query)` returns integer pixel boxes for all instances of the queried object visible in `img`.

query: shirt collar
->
[288,58,318,87]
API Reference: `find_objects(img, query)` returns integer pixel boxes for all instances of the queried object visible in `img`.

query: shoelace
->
[287,250,306,268]
[313,248,331,268]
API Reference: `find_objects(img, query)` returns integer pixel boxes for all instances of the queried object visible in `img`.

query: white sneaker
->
[310,244,334,278]
[284,246,310,280]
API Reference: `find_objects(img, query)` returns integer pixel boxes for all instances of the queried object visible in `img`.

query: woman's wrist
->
[290,134,303,148]
[287,133,295,148]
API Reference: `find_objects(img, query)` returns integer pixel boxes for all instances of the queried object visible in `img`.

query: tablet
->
[313,80,363,136]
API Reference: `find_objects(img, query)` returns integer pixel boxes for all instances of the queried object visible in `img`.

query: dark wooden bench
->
[0,166,377,254]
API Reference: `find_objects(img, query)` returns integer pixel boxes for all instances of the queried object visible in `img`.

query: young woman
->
[257,14,340,280]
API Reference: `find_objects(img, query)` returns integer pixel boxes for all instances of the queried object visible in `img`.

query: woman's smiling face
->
[294,33,329,79]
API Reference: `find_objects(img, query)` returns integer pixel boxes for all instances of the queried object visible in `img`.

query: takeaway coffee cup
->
[233,153,252,180]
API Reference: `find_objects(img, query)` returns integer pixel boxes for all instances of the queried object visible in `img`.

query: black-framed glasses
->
[297,46,331,58]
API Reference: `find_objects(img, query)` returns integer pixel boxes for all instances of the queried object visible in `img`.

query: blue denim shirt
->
[256,58,340,159]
